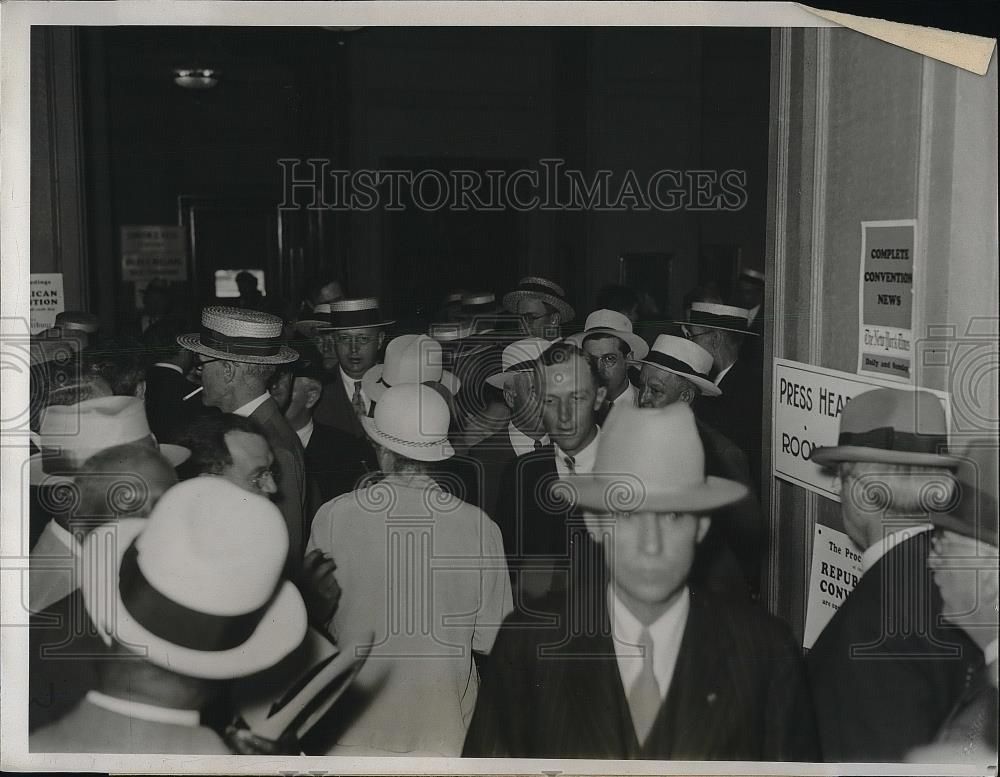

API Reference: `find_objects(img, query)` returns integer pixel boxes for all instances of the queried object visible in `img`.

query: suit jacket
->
[806,532,983,762]
[250,396,309,567]
[313,371,366,440]
[697,358,763,486]
[466,429,519,520]
[143,364,201,444]
[304,421,377,513]
[463,583,819,760]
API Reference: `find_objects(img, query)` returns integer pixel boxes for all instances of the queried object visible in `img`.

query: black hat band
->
[201,327,281,357]
[838,427,949,456]
[327,308,387,328]
[687,311,748,331]
[644,351,710,381]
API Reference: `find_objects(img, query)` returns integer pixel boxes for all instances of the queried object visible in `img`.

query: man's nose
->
[261,473,278,495]
[636,514,662,556]
[349,339,361,354]
[557,399,573,425]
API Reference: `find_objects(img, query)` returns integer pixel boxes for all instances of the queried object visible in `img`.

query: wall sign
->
[803,524,863,649]
[121,225,188,282]
[772,358,950,501]
[29,273,64,334]
[857,219,916,383]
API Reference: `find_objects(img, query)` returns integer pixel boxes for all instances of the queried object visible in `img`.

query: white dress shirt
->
[507,422,549,457]
[713,362,735,386]
[748,305,761,326]
[554,427,601,479]
[860,523,934,575]
[296,418,315,448]
[340,366,371,415]
[232,392,270,418]
[608,381,639,410]
[85,691,200,727]
[610,586,690,700]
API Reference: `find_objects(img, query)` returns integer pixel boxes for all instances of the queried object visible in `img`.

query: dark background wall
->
[32,26,770,329]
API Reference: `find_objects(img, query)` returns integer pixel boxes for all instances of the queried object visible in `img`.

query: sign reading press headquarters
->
[857,219,916,383]
[772,359,950,501]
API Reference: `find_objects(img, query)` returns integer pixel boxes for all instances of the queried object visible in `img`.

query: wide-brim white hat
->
[361,383,455,462]
[178,307,299,365]
[566,328,649,360]
[674,302,759,336]
[363,363,461,403]
[29,443,190,485]
[81,518,307,680]
[484,336,552,389]
[628,335,721,397]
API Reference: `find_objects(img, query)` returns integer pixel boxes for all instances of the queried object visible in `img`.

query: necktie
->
[534,438,544,451]
[564,454,576,474]
[352,381,366,416]
[627,628,661,745]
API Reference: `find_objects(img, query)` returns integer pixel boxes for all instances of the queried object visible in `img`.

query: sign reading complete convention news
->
[121,225,188,282]
[857,219,916,383]
[772,359,950,501]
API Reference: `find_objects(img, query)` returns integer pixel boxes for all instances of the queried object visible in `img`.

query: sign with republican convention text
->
[772,359,950,501]
[857,219,916,382]
[29,273,64,334]
[121,225,188,282]
[803,524,863,649]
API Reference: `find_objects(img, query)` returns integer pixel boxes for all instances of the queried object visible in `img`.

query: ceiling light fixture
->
[173,68,219,89]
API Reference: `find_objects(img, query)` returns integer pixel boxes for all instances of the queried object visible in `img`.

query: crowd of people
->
[24,269,997,763]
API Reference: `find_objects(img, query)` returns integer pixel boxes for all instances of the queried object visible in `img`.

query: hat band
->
[201,326,281,357]
[328,308,386,328]
[504,356,538,374]
[688,311,748,331]
[39,434,156,475]
[59,321,96,334]
[515,282,566,300]
[644,351,710,381]
[838,427,948,456]
[119,542,271,652]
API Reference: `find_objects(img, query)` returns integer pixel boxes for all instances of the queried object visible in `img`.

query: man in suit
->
[312,298,393,439]
[492,341,606,603]
[141,316,203,444]
[467,337,551,519]
[806,388,983,762]
[178,306,308,568]
[677,302,762,486]
[567,309,649,425]
[634,334,763,598]
[464,403,818,760]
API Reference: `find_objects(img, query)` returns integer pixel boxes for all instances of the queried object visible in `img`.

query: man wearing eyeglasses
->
[312,298,394,440]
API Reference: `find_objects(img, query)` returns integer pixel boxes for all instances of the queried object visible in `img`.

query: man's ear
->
[501,383,517,411]
[222,360,238,384]
[376,331,386,351]
[680,385,697,405]
[593,384,608,411]
[134,379,147,402]
[695,516,712,544]
[304,381,323,411]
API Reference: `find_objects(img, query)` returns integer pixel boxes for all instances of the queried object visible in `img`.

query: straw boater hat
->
[30,396,190,484]
[485,337,552,390]
[81,478,307,679]
[294,302,333,336]
[361,383,455,462]
[503,276,575,322]
[738,268,765,286]
[573,403,747,513]
[675,302,759,336]
[565,309,649,359]
[629,334,721,397]
[178,306,298,364]
[319,297,395,331]
[809,388,960,468]
[362,334,461,402]
[54,311,101,334]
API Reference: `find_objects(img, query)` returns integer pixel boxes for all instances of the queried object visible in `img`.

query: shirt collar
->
[713,362,735,386]
[152,362,184,375]
[555,426,601,477]
[609,585,690,693]
[232,392,270,418]
[861,523,934,575]
[296,419,315,447]
[747,305,761,325]
[85,690,201,727]
[507,422,548,456]
[609,381,637,406]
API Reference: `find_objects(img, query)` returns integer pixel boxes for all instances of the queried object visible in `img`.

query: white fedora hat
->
[573,403,747,513]
[361,383,455,462]
[485,337,552,390]
[502,276,575,322]
[81,478,307,680]
[30,396,190,485]
[629,334,721,397]
[674,302,759,336]
[363,334,461,402]
[565,309,649,359]
[178,306,299,365]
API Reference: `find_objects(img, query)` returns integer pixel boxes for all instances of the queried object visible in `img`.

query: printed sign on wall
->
[29,273,65,334]
[121,225,188,282]
[857,219,916,383]
[772,359,950,501]
[803,524,863,649]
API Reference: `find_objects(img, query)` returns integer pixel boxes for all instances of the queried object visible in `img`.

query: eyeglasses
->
[520,312,550,323]
[682,326,711,341]
[596,353,623,369]
[249,468,275,490]
[334,334,377,347]
[194,357,223,372]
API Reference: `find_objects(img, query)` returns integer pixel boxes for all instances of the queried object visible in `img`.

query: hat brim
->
[672,321,760,336]
[566,328,649,359]
[177,334,299,365]
[29,444,191,484]
[317,319,395,332]
[362,365,462,403]
[927,511,1000,547]
[572,474,748,514]
[809,445,961,468]
[502,290,575,323]
[360,416,455,462]
[81,520,308,680]
[627,358,721,397]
